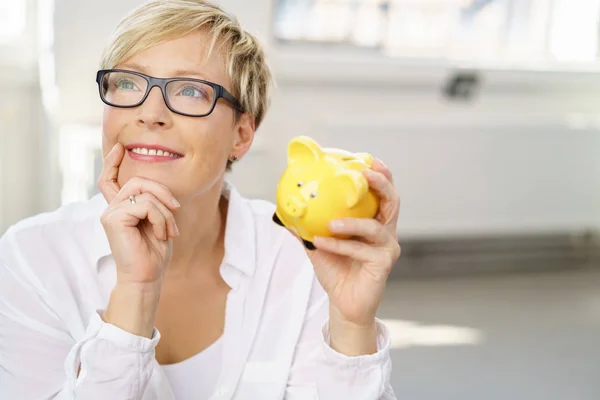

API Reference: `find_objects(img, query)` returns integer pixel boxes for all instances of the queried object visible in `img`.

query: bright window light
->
[59,124,103,205]
[380,319,485,349]
[274,0,600,68]
[0,1,27,44]
[548,0,600,62]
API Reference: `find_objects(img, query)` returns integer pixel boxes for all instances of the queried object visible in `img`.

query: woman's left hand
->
[303,158,401,330]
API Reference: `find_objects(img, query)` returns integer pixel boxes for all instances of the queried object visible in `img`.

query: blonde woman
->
[0,1,401,399]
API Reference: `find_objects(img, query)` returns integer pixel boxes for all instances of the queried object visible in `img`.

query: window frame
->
[267,0,600,91]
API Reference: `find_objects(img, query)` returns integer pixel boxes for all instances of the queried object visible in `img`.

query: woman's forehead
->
[117,31,229,84]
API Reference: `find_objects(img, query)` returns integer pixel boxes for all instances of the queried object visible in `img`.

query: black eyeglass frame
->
[95,69,245,117]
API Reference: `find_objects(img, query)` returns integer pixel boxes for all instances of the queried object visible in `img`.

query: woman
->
[0,1,401,399]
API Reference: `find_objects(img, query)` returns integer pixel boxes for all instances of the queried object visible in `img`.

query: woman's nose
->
[136,86,172,128]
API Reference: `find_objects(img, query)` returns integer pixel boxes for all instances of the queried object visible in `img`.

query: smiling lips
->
[126,144,184,162]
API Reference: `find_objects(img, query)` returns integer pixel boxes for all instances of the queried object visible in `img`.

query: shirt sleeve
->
[0,248,160,399]
[285,274,397,400]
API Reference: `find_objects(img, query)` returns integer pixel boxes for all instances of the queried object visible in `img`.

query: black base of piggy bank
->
[272,213,316,251]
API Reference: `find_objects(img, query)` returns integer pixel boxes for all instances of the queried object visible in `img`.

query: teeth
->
[130,147,181,158]
[131,148,147,155]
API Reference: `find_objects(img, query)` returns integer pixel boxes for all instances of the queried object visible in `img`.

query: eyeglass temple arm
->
[220,88,245,113]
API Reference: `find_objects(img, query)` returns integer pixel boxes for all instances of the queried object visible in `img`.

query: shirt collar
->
[90,180,257,279]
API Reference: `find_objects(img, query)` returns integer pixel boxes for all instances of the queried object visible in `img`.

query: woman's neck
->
[166,181,228,277]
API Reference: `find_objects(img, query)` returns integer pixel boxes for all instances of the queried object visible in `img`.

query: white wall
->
[0,0,52,233]
[0,81,48,230]
[239,82,600,239]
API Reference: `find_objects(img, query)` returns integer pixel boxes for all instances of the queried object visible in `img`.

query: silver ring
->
[129,195,136,205]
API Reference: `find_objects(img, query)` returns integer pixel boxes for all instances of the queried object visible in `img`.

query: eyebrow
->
[118,63,210,81]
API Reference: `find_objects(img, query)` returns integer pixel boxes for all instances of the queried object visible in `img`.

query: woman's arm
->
[0,244,160,400]
[285,275,396,400]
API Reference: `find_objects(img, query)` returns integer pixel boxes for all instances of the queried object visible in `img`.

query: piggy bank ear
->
[287,136,324,165]
[356,152,374,167]
[334,170,369,208]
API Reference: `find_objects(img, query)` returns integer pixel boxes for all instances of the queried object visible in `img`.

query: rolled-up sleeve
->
[285,275,396,399]
[65,310,161,398]
[0,252,160,399]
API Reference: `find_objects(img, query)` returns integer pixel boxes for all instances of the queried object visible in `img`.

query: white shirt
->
[0,182,396,400]
[161,334,224,399]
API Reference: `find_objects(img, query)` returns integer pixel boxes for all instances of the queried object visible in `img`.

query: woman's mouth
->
[126,144,184,163]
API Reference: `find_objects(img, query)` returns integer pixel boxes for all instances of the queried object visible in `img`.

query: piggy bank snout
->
[283,196,306,218]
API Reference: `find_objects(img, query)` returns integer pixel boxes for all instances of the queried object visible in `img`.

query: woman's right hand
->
[97,143,181,288]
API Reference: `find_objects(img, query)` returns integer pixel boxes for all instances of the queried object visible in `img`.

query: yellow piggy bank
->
[272,136,380,250]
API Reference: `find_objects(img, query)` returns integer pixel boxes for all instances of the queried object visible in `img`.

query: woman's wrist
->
[328,305,378,357]
[103,281,162,339]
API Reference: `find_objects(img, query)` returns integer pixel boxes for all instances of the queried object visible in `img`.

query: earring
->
[230,155,238,162]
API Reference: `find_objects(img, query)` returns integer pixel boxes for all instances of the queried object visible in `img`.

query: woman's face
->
[101,30,253,199]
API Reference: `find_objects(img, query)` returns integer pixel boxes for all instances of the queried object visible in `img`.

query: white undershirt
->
[160,335,224,399]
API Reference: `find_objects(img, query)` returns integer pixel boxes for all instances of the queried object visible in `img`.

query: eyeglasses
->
[96,69,245,117]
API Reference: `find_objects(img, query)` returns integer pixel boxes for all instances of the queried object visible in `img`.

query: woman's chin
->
[118,168,178,192]
[117,160,224,201]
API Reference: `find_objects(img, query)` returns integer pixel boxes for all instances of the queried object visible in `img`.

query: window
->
[0,1,27,45]
[58,124,103,205]
[273,0,600,67]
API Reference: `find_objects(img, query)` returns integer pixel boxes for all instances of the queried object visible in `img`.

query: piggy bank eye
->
[297,181,303,187]
[310,192,317,199]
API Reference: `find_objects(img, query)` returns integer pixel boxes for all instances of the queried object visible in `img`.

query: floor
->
[377,267,600,400]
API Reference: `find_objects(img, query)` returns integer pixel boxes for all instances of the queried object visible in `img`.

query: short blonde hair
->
[99,0,273,130]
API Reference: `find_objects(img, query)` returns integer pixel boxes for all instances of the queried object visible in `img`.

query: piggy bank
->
[272,136,380,250]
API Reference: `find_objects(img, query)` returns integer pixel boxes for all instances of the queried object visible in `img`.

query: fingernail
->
[172,198,181,208]
[329,220,344,230]
[174,224,180,236]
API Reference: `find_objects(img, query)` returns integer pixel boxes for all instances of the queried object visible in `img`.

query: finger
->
[371,158,393,184]
[114,177,181,210]
[121,199,169,241]
[311,236,381,263]
[135,193,179,238]
[363,169,400,225]
[328,218,389,245]
[363,169,396,204]
[98,143,125,203]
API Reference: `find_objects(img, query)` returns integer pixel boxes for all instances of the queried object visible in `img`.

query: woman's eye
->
[116,80,136,90]
[180,86,204,98]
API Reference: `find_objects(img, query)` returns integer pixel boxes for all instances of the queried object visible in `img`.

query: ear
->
[232,113,255,159]
[334,170,369,208]
[287,136,324,164]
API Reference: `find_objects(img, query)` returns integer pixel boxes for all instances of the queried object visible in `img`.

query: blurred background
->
[1,0,600,398]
